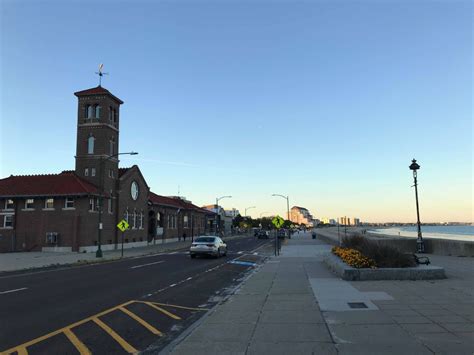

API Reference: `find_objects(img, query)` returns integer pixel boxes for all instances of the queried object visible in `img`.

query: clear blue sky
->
[1,0,472,222]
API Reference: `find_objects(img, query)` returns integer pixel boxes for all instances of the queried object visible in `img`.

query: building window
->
[86,105,94,119]
[139,211,144,229]
[109,107,113,123]
[4,215,13,228]
[109,169,115,178]
[91,168,96,177]
[5,199,14,210]
[87,136,95,154]
[95,198,100,211]
[183,215,189,228]
[108,199,113,213]
[89,198,95,211]
[45,198,54,209]
[133,209,137,229]
[167,215,171,228]
[25,199,34,209]
[95,105,101,119]
[65,198,74,209]
[125,209,129,223]
[84,168,89,176]
[113,109,117,123]
[109,136,115,156]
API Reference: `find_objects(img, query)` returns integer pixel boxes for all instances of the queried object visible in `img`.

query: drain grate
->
[348,302,368,309]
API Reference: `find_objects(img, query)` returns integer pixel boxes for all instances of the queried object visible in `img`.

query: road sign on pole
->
[272,215,285,229]
[117,219,130,232]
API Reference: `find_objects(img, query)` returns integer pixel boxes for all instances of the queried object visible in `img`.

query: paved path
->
[165,232,474,354]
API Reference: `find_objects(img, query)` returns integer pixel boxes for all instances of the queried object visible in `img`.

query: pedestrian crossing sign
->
[117,219,130,232]
[272,215,285,229]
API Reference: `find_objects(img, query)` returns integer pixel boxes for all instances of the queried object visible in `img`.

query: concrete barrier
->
[324,253,446,281]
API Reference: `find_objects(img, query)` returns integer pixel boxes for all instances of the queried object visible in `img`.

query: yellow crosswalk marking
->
[93,317,138,354]
[143,302,182,320]
[119,307,162,335]
[149,301,210,312]
[63,329,91,355]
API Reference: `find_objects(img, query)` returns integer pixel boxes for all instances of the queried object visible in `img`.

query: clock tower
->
[74,86,123,194]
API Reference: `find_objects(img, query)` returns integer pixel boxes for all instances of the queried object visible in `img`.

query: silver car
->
[190,236,227,258]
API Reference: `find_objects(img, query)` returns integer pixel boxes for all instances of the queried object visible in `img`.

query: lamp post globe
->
[409,158,424,253]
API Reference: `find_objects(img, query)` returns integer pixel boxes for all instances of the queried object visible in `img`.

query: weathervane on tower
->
[95,63,108,86]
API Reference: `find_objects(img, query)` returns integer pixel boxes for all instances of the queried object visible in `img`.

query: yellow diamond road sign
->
[272,215,285,229]
[117,219,130,232]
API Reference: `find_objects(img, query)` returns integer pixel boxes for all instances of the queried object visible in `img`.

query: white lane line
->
[169,283,177,288]
[0,287,28,295]
[130,261,165,269]
[237,251,243,254]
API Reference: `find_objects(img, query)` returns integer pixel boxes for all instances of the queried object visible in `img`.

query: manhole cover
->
[348,302,368,309]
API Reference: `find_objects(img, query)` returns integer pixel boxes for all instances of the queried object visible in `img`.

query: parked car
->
[190,236,227,258]
[257,230,270,239]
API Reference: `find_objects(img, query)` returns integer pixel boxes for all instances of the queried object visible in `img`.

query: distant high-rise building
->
[353,218,360,226]
[290,206,314,227]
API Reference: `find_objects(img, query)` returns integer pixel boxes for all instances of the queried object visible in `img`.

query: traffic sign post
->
[117,219,130,258]
[271,215,285,256]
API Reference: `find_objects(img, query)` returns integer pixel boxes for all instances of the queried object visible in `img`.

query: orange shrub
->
[332,246,377,269]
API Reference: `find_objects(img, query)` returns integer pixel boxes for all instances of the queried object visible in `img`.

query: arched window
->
[125,208,129,223]
[133,209,137,229]
[87,105,94,119]
[109,136,115,155]
[87,135,95,154]
[95,105,101,119]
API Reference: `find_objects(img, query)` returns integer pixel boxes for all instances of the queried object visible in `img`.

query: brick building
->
[0,85,213,253]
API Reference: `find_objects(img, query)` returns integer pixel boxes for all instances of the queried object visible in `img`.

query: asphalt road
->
[0,235,273,354]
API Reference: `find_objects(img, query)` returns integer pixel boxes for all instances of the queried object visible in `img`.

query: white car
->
[190,236,227,258]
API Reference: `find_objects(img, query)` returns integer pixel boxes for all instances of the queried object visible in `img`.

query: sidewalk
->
[164,232,474,354]
[0,234,249,273]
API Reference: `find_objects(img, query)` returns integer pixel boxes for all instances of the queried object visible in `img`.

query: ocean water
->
[371,225,473,241]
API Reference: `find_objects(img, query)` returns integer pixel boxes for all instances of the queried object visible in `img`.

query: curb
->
[323,253,446,281]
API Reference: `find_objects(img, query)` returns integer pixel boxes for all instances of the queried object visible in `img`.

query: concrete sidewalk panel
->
[259,309,325,324]
[336,343,432,355]
[324,310,395,325]
[206,309,260,324]
[391,315,433,324]
[329,324,415,344]
[415,332,474,355]
[171,341,247,355]
[184,323,254,343]
[247,341,337,355]
[400,323,448,333]
[252,323,332,342]
[263,299,318,311]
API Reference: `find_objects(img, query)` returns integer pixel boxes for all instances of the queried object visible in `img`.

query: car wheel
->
[217,249,221,258]
[190,254,196,259]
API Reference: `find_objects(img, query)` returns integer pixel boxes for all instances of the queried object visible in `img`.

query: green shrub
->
[341,235,416,268]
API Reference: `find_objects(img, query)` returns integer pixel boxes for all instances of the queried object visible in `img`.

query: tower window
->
[125,208,129,223]
[95,105,101,119]
[5,199,14,210]
[86,105,94,119]
[91,168,96,177]
[109,107,113,123]
[109,136,115,155]
[84,168,89,176]
[87,136,95,154]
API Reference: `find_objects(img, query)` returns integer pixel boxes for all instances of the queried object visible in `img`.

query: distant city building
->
[321,217,330,224]
[353,218,360,226]
[290,206,314,227]
[329,219,336,225]
[224,208,240,218]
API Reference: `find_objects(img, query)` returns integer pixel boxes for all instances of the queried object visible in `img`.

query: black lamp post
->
[96,151,138,258]
[215,195,232,237]
[409,158,425,253]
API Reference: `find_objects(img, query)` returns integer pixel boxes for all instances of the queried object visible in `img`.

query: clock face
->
[131,181,139,200]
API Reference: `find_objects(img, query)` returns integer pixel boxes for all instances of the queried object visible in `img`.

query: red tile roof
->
[74,86,124,104]
[0,172,101,197]
[149,192,214,214]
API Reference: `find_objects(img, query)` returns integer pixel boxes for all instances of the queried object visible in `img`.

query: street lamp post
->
[215,195,232,237]
[271,194,290,221]
[244,206,256,217]
[96,151,138,258]
[409,159,425,253]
